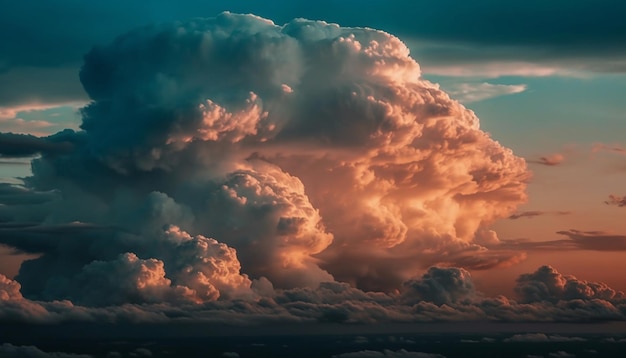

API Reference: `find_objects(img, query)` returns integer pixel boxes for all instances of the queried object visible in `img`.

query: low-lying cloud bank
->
[2,265,626,324]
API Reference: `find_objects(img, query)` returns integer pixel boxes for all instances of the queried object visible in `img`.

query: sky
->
[1,1,626,356]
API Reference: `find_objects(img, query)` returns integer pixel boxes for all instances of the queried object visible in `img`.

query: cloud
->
[548,352,575,358]
[0,343,93,358]
[445,82,527,103]
[0,12,529,300]
[605,194,626,207]
[514,265,624,303]
[3,264,626,325]
[555,230,626,251]
[508,211,571,220]
[333,350,445,358]
[0,103,84,137]
[503,333,586,343]
[401,267,476,305]
[0,66,89,109]
[497,228,626,253]
[528,154,565,166]
[3,1,624,124]
[129,348,152,357]
[417,61,573,78]
[0,102,83,121]
[591,143,626,155]
[410,47,625,78]
[0,12,602,327]
[0,130,77,158]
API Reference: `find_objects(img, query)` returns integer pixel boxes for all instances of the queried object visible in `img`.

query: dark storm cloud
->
[0,130,79,158]
[0,184,58,206]
[401,267,476,305]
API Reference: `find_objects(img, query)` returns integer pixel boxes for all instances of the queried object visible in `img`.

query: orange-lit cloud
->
[0,13,529,309]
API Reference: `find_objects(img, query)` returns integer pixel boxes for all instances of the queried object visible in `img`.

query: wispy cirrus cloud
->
[556,229,626,251]
[508,210,571,220]
[591,143,626,155]
[500,229,626,252]
[445,82,527,103]
[0,102,84,137]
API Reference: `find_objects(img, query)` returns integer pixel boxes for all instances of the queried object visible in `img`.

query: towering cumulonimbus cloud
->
[0,12,529,305]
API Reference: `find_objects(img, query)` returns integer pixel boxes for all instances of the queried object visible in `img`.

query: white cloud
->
[445,82,527,103]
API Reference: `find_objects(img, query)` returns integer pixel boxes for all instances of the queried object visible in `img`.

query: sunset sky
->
[1,1,626,357]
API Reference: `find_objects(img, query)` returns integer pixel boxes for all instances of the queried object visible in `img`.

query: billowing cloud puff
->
[0,13,528,307]
[7,224,253,306]
[515,265,624,303]
[0,273,22,301]
[401,267,476,305]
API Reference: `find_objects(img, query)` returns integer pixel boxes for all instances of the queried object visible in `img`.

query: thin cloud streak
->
[528,154,565,166]
[445,82,527,103]
[499,229,626,252]
[508,211,572,220]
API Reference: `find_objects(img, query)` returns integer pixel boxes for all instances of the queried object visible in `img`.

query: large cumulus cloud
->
[0,13,528,309]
